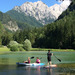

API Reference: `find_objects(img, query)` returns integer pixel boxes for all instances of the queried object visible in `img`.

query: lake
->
[0,51,75,75]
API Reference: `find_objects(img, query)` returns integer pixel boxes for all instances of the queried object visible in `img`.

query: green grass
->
[0,47,75,55]
[0,47,10,54]
[0,47,10,51]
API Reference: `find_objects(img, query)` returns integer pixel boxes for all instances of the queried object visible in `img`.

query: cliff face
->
[0,11,19,32]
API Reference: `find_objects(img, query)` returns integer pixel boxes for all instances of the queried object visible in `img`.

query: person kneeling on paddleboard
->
[47,50,53,66]
[36,57,40,63]
[24,57,31,63]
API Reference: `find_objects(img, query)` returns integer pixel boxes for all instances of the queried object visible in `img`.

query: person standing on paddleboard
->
[47,50,53,66]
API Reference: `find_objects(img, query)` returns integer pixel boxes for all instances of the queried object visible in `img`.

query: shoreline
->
[0,47,75,54]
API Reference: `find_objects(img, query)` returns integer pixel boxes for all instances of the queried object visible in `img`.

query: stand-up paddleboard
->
[16,62,45,66]
[44,64,57,68]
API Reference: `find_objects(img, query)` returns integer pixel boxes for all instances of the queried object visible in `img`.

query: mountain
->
[49,0,71,19]
[6,10,43,27]
[0,11,19,32]
[0,11,35,32]
[6,1,70,25]
[43,0,75,49]
[58,0,74,20]
[2,1,71,32]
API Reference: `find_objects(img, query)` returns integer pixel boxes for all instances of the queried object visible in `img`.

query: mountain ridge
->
[0,1,71,32]
[11,1,71,25]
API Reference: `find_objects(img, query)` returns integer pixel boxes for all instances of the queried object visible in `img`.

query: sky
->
[0,0,61,13]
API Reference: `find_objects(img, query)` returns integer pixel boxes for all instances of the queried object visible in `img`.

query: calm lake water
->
[0,51,75,75]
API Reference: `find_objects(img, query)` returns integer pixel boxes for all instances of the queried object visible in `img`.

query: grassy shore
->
[0,47,75,54]
[0,47,10,54]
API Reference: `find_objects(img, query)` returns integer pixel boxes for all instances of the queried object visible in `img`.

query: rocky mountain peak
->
[13,1,71,25]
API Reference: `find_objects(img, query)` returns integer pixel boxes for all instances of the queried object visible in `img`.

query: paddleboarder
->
[47,50,53,66]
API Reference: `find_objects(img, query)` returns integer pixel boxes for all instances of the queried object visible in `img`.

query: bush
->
[19,47,24,51]
[8,41,24,51]
[8,41,19,48]
[10,45,19,51]
[23,39,32,51]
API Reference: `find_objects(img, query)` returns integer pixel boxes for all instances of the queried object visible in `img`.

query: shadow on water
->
[0,64,75,75]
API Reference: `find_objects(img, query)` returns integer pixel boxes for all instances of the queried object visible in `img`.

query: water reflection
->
[53,67,75,75]
[36,66,40,75]
[25,66,31,75]
[1,58,9,64]
[46,67,53,75]
[17,66,41,75]
[0,65,75,75]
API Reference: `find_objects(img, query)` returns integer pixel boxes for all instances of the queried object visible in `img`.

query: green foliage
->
[0,11,12,24]
[17,21,33,30]
[0,11,19,33]
[0,22,4,45]
[42,17,55,24]
[8,41,24,51]
[23,39,32,51]
[1,31,13,46]
[10,45,19,51]
[6,10,43,27]
[8,41,19,48]
[19,47,24,51]
[0,21,13,46]
[0,22,4,30]
[72,40,75,49]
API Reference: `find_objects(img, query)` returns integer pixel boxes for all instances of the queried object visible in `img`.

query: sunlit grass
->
[0,47,10,51]
[0,47,10,54]
[0,47,75,55]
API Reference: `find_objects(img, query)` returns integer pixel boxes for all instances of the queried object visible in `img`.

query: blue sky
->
[0,0,61,13]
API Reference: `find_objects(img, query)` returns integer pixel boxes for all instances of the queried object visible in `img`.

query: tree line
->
[0,18,75,49]
[0,0,75,49]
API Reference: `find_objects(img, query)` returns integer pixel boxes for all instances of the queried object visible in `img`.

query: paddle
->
[53,54,61,62]
[23,56,34,62]
[30,56,34,59]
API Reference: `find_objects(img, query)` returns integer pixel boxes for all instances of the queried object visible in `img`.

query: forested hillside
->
[0,22,4,45]
[0,11,19,31]
[6,10,43,27]
[42,0,75,49]
[0,22,13,45]
[12,0,75,49]
[0,11,43,32]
